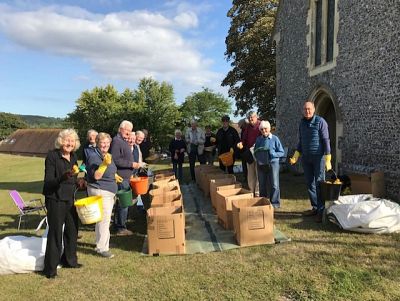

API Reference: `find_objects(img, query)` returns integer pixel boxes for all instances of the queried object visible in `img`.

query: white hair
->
[175,129,182,135]
[119,120,133,131]
[55,128,80,152]
[135,130,145,138]
[86,129,98,139]
[259,120,271,130]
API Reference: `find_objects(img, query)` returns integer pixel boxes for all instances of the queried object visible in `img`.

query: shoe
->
[116,229,134,236]
[98,251,115,258]
[46,274,56,279]
[315,213,323,223]
[272,204,281,209]
[63,263,83,269]
[303,209,318,216]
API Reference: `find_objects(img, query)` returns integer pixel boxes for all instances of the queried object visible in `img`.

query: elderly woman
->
[254,121,285,208]
[86,132,119,258]
[42,128,83,278]
[169,129,187,182]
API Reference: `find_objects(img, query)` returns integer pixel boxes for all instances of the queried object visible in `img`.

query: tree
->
[134,78,181,150]
[0,112,28,139]
[222,0,278,122]
[179,88,232,130]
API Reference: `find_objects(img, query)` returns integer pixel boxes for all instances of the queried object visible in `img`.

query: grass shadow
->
[0,180,44,194]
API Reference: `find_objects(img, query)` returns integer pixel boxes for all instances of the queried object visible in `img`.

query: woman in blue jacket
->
[254,121,285,208]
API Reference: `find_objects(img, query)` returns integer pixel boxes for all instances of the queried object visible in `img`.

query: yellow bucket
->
[218,151,234,167]
[74,196,103,224]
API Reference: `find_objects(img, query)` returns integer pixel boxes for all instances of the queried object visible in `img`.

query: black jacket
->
[216,126,240,155]
[42,149,78,203]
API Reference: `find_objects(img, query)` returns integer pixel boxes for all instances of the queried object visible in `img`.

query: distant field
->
[0,153,399,301]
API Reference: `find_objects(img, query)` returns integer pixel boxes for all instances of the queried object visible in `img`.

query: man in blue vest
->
[289,100,332,222]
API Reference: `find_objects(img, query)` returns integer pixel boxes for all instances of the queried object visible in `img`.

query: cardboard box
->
[201,173,235,197]
[151,191,183,207]
[210,180,242,211]
[154,171,175,181]
[147,206,185,255]
[348,171,385,197]
[232,197,274,246]
[194,165,221,186]
[215,188,253,230]
[149,184,181,198]
[153,179,180,189]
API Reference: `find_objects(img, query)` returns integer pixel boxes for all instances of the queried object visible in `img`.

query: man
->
[185,120,206,181]
[289,101,332,223]
[110,120,136,236]
[216,115,240,174]
[139,129,151,163]
[237,111,261,196]
[134,130,147,211]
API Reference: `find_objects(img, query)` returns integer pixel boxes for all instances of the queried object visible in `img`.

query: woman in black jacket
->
[169,129,187,182]
[42,128,84,278]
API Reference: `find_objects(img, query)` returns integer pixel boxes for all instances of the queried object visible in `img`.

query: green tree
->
[67,85,140,141]
[222,0,278,122]
[179,88,232,130]
[0,112,28,139]
[134,78,181,150]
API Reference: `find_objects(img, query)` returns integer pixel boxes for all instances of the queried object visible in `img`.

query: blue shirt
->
[254,134,285,165]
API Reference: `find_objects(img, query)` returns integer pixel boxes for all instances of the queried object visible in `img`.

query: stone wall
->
[274,0,400,199]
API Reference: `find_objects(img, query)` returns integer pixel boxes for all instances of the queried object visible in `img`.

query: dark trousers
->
[172,161,183,182]
[189,151,205,180]
[219,160,234,174]
[44,198,79,277]
[114,180,130,231]
[301,155,325,212]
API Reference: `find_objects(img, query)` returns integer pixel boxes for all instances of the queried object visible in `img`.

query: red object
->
[130,176,149,195]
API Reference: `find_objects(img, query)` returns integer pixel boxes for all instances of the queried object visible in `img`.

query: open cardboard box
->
[147,206,185,255]
[210,181,242,212]
[202,173,236,197]
[348,171,385,197]
[151,191,183,208]
[232,197,274,247]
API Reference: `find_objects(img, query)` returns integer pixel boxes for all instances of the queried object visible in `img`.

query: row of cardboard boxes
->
[195,165,275,247]
[147,172,186,255]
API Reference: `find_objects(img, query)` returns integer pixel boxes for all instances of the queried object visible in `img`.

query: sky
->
[0,0,233,118]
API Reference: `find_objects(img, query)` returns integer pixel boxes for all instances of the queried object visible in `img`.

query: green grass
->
[0,153,399,300]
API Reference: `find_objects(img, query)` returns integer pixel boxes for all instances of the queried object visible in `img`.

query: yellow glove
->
[325,154,332,171]
[97,153,112,173]
[115,173,123,183]
[237,142,243,150]
[72,164,80,175]
[210,137,216,143]
[289,151,301,165]
[230,147,234,153]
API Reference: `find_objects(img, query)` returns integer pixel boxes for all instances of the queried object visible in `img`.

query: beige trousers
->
[87,187,115,253]
[247,161,259,196]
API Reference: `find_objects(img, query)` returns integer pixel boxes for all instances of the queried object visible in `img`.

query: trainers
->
[98,251,114,258]
[116,229,134,236]
[303,208,318,216]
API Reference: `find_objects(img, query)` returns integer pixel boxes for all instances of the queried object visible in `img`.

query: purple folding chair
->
[9,190,47,230]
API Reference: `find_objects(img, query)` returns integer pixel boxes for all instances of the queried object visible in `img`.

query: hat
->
[221,115,230,122]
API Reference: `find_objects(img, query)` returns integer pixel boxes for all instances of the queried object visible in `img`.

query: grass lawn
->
[0,153,399,301]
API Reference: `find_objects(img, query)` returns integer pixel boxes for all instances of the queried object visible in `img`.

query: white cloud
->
[0,3,221,89]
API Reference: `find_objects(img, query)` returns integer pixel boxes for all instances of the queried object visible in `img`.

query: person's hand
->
[210,137,216,143]
[97,153,112,173]
[72,165,80,175]
[174,153,178,160]
[132,162,140,169]
[76,178,87,190]
[139,162,147,168]
[289,150,301,165]
[325,154,332,171]
[180,148,185,153]
[237,142,243,150]
[115,173,123,183]
[60,170,73,182]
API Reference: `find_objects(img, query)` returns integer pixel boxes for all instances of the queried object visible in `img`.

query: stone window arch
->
[307,0,339,76]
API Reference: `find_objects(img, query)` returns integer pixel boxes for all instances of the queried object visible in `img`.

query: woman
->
[254,121,285,208]
[86,132,118,258]
[42,128,83,278]
[169,129,186,182]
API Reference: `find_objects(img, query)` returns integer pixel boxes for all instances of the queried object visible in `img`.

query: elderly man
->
[238,111,261,196]
[185,120,206,181]
[110,120,136,236]
[290,100,332,223]
[216,115,240,174]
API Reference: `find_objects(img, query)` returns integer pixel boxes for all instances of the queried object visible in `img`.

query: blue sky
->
[0,0,233,118]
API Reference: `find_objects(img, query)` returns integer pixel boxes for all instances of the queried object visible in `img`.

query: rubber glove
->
[97,153,112,173]
[72,164,80,175]
[210,137,216,143]
[289,150,301,165]
[237,142,243,150]
[115,173,123,183]
[79,163,87,174]
[325,154,332,171]
[230,147,234,153]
